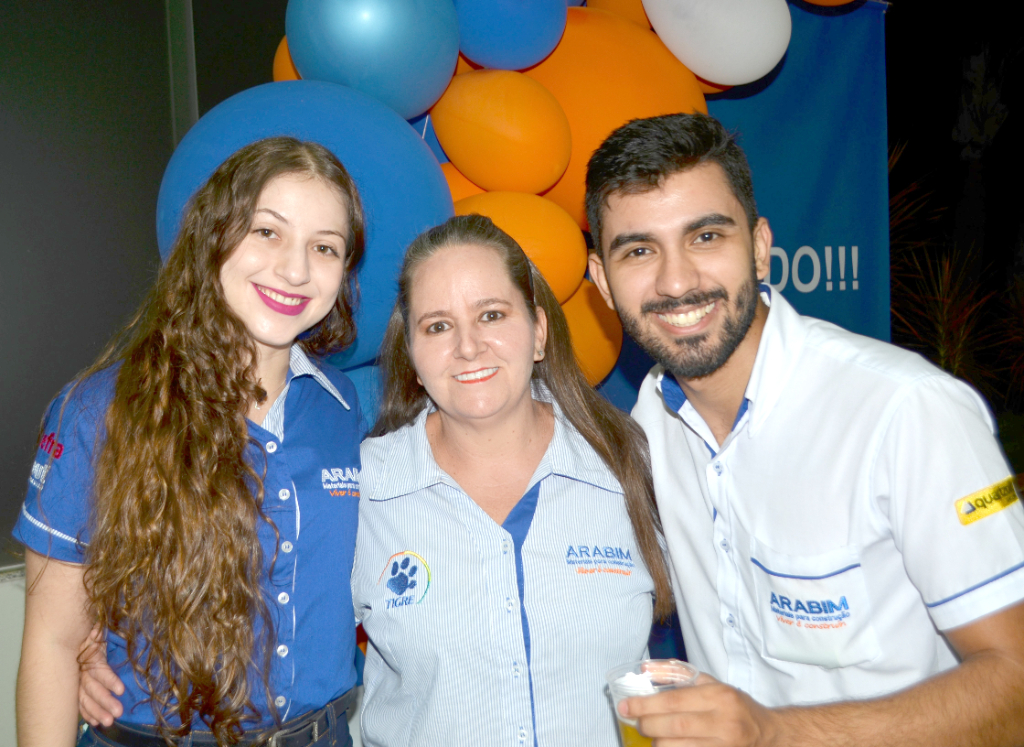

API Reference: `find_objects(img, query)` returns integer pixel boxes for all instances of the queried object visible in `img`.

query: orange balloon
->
[441,162,485,202]
[454,192,586,304]
[455,53,482,75]
[587,0,651,28]
[273,36,300,82]
[561,279,623,386]
[432,70,572,194]
[524,8,706,227]
[696,75,732,95]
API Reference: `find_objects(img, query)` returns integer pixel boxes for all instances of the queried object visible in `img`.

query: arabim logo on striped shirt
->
[564,544,635,576]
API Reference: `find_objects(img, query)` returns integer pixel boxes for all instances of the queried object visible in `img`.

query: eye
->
[625,245,651,258]
[694,231,719,243]
[254,227,276,239]
[426,321,450,334]
[481,310,504,322]
[313,244,339,257]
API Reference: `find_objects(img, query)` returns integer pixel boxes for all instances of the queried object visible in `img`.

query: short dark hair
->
[585,113,758,255]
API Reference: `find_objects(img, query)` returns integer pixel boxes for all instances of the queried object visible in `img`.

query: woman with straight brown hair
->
[351,214,672,746]
[16,136,366,747]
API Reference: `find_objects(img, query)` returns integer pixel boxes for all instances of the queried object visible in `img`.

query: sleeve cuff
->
[12,505,87,564]
[927,562,1024,630]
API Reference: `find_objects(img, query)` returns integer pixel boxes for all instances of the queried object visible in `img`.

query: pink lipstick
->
[253,284,310,316]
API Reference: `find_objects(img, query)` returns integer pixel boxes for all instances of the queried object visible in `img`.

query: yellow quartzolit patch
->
[955,477,1019,526]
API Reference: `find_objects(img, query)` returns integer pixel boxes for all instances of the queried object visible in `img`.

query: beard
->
[617,272,760,381]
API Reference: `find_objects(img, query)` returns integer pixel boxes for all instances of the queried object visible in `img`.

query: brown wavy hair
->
[372,214,673,620]
[71,137,364,743]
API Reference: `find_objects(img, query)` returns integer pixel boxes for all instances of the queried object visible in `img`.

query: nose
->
[654,248,699,300]
[453,323,485,360]
[274,240,310,287]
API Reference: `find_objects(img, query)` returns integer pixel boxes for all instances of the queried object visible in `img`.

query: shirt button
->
[506,598,515,612]
[513,664,521,677]
[713,461,723,476]
[266,441,278,453]
[277,592,290,605]
[278,488,290,500]
[281,541,293,553]
[276,644,289,658]
[518,728,527,742]
[274,696,286,708]
[502,540,511,554]
[720,539,730,552]
[727,614,736,628]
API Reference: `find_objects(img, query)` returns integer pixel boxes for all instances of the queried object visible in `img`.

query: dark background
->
[2,1,1020,548]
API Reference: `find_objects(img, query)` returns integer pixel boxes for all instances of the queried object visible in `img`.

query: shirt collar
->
[287,345,349,410]
[256,346,350,441]
[656,284,806,442]
[369,385,622,502]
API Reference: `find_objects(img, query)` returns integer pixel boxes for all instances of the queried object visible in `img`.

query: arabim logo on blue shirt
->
[321,467,360,498]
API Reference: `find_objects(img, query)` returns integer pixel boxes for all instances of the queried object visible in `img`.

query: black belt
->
[91,688,357,747]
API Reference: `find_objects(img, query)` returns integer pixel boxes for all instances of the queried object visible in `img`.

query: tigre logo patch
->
[956,477,1019,526]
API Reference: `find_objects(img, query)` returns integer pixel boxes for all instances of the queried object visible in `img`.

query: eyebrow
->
[254,208,347,239]
[608,232,656,255]
[684,213,737,233]
[414,298,513,326]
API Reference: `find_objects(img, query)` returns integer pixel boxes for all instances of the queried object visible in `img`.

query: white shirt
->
[632,288,1024,706]
[352,401,654,746]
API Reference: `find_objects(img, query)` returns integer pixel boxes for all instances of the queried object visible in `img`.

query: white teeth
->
[259,285,303,306]
[658,301,716,329]
[455,367,498,382]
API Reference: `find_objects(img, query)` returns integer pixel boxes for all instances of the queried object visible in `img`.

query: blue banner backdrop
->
[597,0,889,411]
[348,1,889,419]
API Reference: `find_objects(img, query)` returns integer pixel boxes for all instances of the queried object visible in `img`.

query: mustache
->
[640,288,729,316]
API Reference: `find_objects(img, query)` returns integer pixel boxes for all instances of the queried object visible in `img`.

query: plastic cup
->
[605,659,699,747]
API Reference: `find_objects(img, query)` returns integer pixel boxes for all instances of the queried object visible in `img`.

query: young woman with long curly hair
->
[15,136,366,747]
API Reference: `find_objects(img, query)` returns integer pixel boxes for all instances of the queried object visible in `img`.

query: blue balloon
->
[455,0,567,70]
[286,0,459,119]
[156,80,453,369]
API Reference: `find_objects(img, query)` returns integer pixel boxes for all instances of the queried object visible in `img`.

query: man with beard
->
[586,113,1024,747]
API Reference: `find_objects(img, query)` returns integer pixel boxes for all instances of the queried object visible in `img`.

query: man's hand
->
[622,673,778,747]
[78,625,124,727]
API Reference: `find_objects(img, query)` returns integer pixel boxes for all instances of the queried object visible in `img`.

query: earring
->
[535,348,545,361]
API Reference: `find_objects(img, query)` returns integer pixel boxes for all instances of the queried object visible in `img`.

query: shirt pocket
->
[749,539,881,669]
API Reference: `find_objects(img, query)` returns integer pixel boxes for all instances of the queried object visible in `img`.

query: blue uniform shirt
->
[352,399,654,747]
[14,346,362,727]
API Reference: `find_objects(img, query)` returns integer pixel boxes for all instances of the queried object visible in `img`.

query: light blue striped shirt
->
[352,400,654,747]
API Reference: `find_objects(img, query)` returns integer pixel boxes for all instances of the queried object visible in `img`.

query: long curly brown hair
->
[372,214,673,620]
[77,137,364,743]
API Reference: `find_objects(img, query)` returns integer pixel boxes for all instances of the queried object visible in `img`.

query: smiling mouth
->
[454,367,499,383]
[657,301,716,329]
[256,284,306,306]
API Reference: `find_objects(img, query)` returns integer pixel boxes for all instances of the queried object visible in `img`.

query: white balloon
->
[642,0,792,86]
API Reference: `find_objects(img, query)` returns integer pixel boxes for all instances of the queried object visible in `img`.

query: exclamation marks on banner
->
[824,246,859,291]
